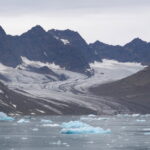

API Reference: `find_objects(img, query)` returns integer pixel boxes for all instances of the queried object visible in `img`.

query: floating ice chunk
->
[143,128,150,131]
[61,121,90,128]
[61,127,111,135]
[41,119,52,123]
[60,121,111,135]
[80,116,108,121]
[17,119,30,123]
[136,119,146,122]
[51,140,69,146]
[42,124,59,127]
[32,128,39,131]
[21,137,28,140]
[88,114,96,117]
[116,114,130,117]
[144,132,150,135]
[97,117,109,121]
[132,114,140,117]
[0,112,14,121]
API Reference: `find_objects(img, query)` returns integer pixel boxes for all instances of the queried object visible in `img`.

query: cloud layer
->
[0,0,150,45]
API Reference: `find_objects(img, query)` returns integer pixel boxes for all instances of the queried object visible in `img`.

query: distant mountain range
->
[0,25,150,73]
[89,38,150,64]
[0,25,150,115]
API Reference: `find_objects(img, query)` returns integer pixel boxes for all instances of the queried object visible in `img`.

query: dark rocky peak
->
[124,38,147,48]
[48,29,88,45]
[89,40,109,48]
[49,29,79,37]
[0,26,6,37]
[21,25,46,37]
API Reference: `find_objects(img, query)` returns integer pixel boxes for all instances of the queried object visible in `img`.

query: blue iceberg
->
[0,112,14,121]
[60,121,111,135]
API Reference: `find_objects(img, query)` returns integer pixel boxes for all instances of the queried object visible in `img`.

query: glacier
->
[0,57,146,115]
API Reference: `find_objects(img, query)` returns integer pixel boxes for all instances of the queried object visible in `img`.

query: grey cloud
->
[0,0,150,16]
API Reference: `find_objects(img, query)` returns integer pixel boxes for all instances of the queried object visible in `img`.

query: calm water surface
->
[0,115,150,150]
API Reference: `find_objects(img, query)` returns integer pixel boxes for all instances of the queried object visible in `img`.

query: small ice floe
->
[32,128,39,131]
[61,121,89,129]
[21,137,28,140]
[17,119,30,123]
[51,140,70,147]
[132,114,140,117]
[41,119,52,123]
[60,121,111,135]
[144,132,150,135]
[0,112,14,121]
[143,128,150,131]
[117,114,130,117]
[88,114,96,117]
[121,126,126,129]
[87,141,94,144]
[80,114,96,121]
[80,115,108,121]
[136,119,146,122]
[42,124,59,127]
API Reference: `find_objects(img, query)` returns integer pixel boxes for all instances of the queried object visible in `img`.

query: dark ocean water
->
[0,115,150,150]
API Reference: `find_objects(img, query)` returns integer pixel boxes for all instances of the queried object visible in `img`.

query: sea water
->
[0,114,150,150]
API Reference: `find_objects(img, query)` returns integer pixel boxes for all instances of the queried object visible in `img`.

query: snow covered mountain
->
[0,25,91,73]
[0,25,149,115]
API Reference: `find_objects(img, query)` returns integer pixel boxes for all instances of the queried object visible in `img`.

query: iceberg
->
[60,121,111,135]
[17,119,30,123]
[0,112,14,121]
[61,127,111,135]
[61,121,90,128]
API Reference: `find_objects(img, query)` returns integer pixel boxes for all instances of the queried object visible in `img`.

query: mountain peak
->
[48,29,79,36]
[0,25,6,37]
[30,25,45,32]
[125,38,147,47]
[21,25,46,37]
[93,40,108,46]
[132,37,146,43]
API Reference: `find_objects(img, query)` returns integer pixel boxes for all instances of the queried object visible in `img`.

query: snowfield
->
[0,58,146,115]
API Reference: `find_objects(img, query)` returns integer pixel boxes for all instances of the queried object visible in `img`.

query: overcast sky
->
[0,0,150,45]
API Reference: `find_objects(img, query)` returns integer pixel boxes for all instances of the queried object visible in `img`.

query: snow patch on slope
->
[90,59,145,70]
[20,56,62,70]
[60,39,70,45]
